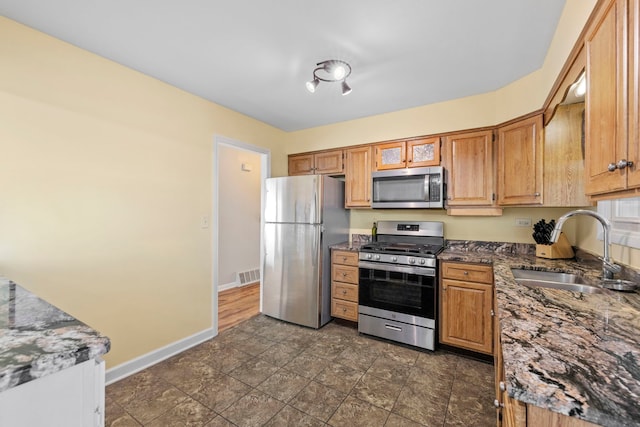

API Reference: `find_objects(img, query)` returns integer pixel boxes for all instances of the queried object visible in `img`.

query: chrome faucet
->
[550,209,621,279]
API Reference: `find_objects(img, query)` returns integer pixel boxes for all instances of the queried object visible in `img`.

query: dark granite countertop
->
[330,234,372,252]
[0,277,111,393]
[440,241,640,427]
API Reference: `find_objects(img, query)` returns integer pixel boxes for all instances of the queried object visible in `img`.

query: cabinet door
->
[288,154,314,175]
[494,285,503,426]
[543,103,591,207]
[497,115,544,205]
[345,146,372,207]
[374,141,406,170]
[585,0,628,195]
[440,279,493,354]
[314,150,344,174]
[407,137,440,167]
[444,130,495,206]
[628,0,640,189]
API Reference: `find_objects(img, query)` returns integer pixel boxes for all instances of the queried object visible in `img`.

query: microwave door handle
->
[423,175,430,201]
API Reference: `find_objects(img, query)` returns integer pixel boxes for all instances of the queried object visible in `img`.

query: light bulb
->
[306,78,319,93]
[574,78,586,97]
[333,65,346,80]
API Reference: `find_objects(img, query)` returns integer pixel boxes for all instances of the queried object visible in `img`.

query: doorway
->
[213,135,270,334]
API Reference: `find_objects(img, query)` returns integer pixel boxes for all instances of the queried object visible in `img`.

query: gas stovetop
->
[360,242,444,257]
[359,221,445,268]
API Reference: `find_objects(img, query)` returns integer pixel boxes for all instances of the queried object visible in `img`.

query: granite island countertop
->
[0,277,111,393]
[440,242,640,427]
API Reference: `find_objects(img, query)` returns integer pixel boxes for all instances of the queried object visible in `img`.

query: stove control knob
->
[366,253,372,260]
[374,255,381,261]
[391,256,398,262]
[408,258,416,264]
[420,259,426,265]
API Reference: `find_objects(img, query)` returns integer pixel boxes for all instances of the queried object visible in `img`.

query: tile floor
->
[106,315,496,426]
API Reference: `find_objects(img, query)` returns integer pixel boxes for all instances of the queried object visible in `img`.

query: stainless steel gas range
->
[358,221,444,350]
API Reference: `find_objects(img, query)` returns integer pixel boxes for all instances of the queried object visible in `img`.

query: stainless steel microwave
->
[371,166,445,209]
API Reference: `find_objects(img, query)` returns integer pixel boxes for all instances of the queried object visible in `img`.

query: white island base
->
[0,358,105,427]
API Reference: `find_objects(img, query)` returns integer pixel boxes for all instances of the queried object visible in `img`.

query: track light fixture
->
[306,60,352,96]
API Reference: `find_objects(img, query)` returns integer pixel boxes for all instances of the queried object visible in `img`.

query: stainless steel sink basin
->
[510,268,605,294]
[511,269,585,284]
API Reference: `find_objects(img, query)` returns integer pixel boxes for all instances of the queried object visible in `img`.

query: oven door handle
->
[358,261,435,276]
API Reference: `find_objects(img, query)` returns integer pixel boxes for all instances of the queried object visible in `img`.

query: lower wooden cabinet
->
[440,261,494,355]
[331,250,359,321]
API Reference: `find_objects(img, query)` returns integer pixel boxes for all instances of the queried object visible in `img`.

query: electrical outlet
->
[201,216,209,229]
[515,218,532,227]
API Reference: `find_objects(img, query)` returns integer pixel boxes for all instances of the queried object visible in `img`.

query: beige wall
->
[0,17,286,367]
[218,145,262,287]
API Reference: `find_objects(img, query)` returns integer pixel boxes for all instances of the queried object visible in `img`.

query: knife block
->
[535,232,574,259]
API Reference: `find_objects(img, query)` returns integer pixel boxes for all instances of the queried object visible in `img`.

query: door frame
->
[212,135,270,335]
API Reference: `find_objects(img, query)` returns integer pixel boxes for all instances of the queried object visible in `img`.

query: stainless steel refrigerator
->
[263,175,350,328]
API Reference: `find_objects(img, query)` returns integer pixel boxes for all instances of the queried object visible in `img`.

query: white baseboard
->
[218,280,240,292]
[105,327,216,385]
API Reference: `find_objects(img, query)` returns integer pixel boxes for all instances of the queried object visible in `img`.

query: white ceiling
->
[0,0,566,132]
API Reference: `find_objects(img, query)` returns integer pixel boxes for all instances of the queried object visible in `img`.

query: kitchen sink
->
[510,268,606,294]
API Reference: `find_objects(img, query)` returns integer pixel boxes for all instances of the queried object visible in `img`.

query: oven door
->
[358,261,436,319]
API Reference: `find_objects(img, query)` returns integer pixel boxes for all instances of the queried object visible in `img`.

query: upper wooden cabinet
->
[443,130,496,207]
[373,137,440,171]
[288,149,344,175]
[345,146,372,208]
[584,0,640,198]
[497,115,544,206]
[544,103,592,207]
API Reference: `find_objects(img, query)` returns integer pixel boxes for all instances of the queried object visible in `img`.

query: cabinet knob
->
[342,256,347,262]
[342,307,347,313]
[494,399,504,408]
[342,290,347,295]
[342,272,347,277]
[617,159,634,169]
[490,309,495,317]
[463,271,469,275]
[499,381,506,391]
[533,192,540,197]
[608,160,634,171]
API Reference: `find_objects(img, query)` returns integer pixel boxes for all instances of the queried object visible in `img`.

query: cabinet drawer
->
[442,262,493,284]
[331,299,358,321]
[332,265,359,284]
[332,250,359,266]
[332,282,358,302]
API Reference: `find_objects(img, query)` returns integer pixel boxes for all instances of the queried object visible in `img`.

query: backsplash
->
[445,240,536,255]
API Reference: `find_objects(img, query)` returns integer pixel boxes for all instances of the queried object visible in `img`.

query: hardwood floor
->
[218,282,260,332]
